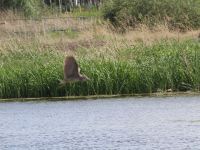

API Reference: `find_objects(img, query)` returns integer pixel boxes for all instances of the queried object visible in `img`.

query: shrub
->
[102,0,200,30]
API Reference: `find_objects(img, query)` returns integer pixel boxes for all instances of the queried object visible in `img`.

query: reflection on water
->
[1,96,200,150]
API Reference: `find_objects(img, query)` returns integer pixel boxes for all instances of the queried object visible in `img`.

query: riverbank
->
[1,91,200,102]
[1,38,200,99]
[0,17,200,99]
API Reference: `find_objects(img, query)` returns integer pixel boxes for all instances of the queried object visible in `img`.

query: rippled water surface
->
[1,96,200,150]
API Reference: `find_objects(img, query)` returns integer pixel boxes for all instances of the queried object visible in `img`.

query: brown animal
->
[59,56,89,85]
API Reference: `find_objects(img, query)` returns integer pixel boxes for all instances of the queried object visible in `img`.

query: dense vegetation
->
[0,0,100,17]
[1,0,200,99]
[1,40,200,98]
[1,0,200,30]
[0,0,43,17]
[102,0,200,30]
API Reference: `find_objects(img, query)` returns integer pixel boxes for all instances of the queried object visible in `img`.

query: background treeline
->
[0,0,101,17]
[0,0,200,30]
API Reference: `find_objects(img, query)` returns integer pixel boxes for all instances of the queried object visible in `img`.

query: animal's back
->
[64,56,79,80]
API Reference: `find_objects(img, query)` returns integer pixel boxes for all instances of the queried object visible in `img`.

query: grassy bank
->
[1,39,200,99]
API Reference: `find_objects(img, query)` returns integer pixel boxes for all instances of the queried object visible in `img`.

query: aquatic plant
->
[0,39,200,98]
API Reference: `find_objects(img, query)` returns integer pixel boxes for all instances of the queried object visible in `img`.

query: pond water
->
[0,96,200,150]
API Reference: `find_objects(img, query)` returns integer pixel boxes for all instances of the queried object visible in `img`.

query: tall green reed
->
[0,39,200,98]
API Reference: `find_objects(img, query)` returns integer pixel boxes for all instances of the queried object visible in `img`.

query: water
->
[0,96,200,150]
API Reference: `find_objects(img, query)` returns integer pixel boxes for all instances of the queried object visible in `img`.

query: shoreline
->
[1,91,200,102]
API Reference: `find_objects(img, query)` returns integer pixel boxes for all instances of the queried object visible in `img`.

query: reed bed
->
[0,39,200,99]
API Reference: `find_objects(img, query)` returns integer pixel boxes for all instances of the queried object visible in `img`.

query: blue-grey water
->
[0,96,200,150]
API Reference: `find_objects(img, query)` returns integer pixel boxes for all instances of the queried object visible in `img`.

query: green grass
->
[48,28,79,39]
[0,39,200,98]
[71,7,102,18]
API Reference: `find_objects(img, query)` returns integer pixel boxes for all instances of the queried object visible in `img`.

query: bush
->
[102,0,200,30]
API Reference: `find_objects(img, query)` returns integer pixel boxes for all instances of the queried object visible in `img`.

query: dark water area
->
[0,96,200,150]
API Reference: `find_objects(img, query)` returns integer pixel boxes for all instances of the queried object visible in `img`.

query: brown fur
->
[64,56,79,80]
[60,56,89,85]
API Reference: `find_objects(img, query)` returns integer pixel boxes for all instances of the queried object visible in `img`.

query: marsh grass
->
[1,16,200,99]
[1,39,200,98]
